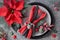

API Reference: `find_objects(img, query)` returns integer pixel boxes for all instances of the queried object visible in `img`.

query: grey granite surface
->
[0,0,60,40]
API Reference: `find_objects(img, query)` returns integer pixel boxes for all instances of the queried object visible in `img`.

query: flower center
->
[11,9,14,14]
[8,8,14,14]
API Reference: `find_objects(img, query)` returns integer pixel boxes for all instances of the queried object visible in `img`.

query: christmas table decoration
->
[17,2,55,39]
[0,0,56,39]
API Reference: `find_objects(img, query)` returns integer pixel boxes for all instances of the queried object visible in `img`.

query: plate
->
[32,5,51,36]
[29,2,55,39]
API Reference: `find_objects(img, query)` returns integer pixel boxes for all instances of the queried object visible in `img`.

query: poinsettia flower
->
[0,0,24,25]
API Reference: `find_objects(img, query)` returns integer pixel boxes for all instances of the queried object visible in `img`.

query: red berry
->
[52,34,57,38]
[35,28,39,32]
[12,35,17,39]
[2,37,6,40]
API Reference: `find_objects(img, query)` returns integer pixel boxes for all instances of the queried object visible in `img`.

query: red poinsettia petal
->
[11,0,16,4]
[4,0,7,6]
[14,10,23,17]
[4,0,12,8]
[5,14,12,21]
[5,14,14,26]
[7,1,12,8]
[5,11,12,21]
[5,18,13,26]
[4,0,7,3]
[16,0,24,10]
[10,0,16,9]
[0,6,8,17]
[13,13,22,24]
[15,17,22,24]
[4,0,16,9]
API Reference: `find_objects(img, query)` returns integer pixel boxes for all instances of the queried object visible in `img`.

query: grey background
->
[0,0,60,40]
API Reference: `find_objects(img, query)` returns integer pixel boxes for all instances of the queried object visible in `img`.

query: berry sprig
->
[40,22,54,31]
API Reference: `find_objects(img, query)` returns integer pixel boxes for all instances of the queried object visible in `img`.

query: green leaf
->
[22,9,25,14]
[0,2,3,6]
[24,3,31,8]
[22,4,31,15]
[52,28,58,33]
[10,31,14,35]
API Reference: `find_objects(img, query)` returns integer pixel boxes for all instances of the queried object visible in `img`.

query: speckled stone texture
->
[0,0,60,40]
